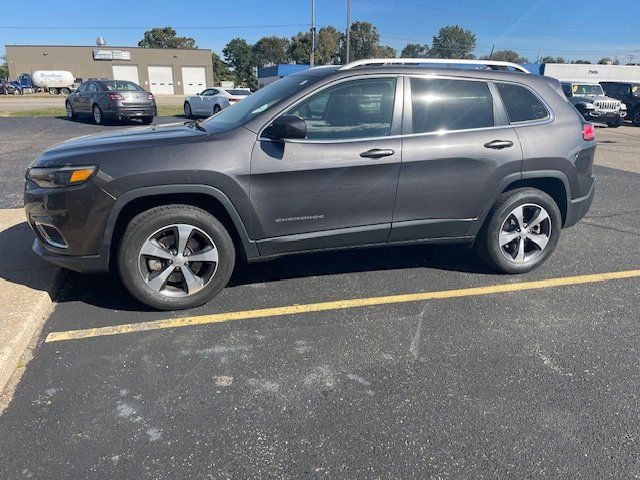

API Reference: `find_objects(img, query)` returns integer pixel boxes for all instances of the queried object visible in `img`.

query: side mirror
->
[265,115,307,140]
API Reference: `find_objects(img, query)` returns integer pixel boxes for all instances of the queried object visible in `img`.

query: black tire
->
[65,101,75,119]
[117,204,236,310]
[474,188,562,274]
[607,119,622,128]
[184,102,193,118]
[141,116,154,125]
[49,88,58,95]
[631,107,640,127]
[92,104,103,125]
[60,87,70,95]
[213,104,221,114]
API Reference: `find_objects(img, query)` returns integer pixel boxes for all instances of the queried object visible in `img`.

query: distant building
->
[257,64,310,88]
[5,44,214,95]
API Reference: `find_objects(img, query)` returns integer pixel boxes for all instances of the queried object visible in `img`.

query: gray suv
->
[25,60,596,310]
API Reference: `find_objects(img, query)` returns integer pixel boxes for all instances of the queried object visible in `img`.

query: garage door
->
[182,67,207,95]
[112,65,140,85]
[148,66,174,94]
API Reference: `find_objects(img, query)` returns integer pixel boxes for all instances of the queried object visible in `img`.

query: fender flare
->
[101,184,259,262]
[467,170,571,236]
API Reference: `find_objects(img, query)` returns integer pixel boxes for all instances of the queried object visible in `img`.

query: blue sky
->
[2,0,639,63]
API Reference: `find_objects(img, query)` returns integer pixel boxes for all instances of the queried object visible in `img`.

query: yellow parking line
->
[45,269,640,343]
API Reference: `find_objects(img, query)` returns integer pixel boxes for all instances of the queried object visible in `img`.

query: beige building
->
[5,45,214,95]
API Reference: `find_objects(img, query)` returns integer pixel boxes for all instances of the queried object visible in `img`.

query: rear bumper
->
[564,177,596,228]
[104,105,157,120]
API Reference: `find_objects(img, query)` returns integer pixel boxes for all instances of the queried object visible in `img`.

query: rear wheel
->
[184,102,193,118]
[48,88,58,95]
[92,104,103,125]
[213,104,221,114]
[60,87,71,95]
[117,205,236,310]
[141,116,154,125]
[475,188,561,274]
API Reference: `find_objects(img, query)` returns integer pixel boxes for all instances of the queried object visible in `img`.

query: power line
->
[0,24,310,30]
[390,0,638,29]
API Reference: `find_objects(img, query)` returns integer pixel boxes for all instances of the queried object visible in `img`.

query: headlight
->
[581,103,595,110]
[26,166,96,188]
[621,103,627,110]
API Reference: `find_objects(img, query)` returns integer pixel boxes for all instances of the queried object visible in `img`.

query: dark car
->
[561,82,626,127]
[65,80,157,125]
[0,79,22,95]
[25,59,596,310]
[600,81,640,126]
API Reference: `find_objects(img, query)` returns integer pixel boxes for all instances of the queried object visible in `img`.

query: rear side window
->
[497,83,549,123]
[409,78,494,134]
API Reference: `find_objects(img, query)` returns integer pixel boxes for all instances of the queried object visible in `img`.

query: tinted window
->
[101,81,143,91]
[496,83,549,123]
[562,83,572,97]
[88,82,99,93]
[287,78,396,140]
[410,78,494,133]
[77,83,88,92]
[225,89,251,96]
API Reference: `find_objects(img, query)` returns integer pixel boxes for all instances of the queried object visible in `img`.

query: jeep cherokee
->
[24,59,597,310]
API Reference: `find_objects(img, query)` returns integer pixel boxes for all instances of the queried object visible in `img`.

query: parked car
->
[65,80,156,125]
[0,79,22,95]
[184,87,251,117]
[25,59,596,310]
[600,81,640,126]
[561,82,626,127]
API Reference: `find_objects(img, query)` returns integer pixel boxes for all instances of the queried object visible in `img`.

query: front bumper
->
[25,180,114,273]
[582,110,626,123]
[564,177,596,228]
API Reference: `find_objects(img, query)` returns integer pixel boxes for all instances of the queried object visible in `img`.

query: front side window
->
[496,83,549,123]
[88,82,99,92]
[409,78,494,134]
[286,78,396,140]
[77,83,88,92]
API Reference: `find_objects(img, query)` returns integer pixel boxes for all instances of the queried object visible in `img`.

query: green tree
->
[316,26,341,65]
[400,43,430,58]
[570,59,591,64]
[253,36,291,67]
[289,32,312,64]
[211,51,235,84]
[598,57,620,65]
[341,21,381,62]
[223,38,256,88]
[429,25,476,59]
[138,27,196,49]
[375,45,397,58]
[0,55,8,79]
[480,49,528,63]
[540,56,566,64]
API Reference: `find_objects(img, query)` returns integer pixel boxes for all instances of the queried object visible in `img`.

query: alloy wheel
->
[93,106,101,124]
[138,224,219,297]
[66,103,73,118]
[498,203,552,264]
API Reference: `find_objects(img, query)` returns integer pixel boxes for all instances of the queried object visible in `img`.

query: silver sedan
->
[183,87,251,117]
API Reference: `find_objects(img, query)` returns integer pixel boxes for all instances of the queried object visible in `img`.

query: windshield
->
[572,84,604,96]
[102,81,143,91]
[201,75,316,132]
[225,89,251,96]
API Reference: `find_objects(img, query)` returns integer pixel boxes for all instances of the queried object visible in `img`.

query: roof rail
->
[339,58,530,74]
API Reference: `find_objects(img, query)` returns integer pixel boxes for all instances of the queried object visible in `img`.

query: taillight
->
[106,93,125,101]
[147,93,154,101]
[228,98,240,104]
[582,124,595,141]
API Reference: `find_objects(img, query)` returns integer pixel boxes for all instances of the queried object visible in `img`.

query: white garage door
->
[148,66,174,94]
[112,65,140,85]
[182,67,207,95]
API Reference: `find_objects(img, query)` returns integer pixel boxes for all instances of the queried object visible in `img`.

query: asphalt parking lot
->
[1,117,640,478]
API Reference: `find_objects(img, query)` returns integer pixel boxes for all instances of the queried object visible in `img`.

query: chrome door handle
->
[484,140,514,150]
[360,148,395,159]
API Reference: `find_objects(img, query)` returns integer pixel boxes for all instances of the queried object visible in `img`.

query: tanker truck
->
[18,71,76,95]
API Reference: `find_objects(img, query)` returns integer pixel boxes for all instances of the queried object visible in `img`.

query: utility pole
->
[310,0,316,67]
[489,44,495,60]
[345,0,351,64]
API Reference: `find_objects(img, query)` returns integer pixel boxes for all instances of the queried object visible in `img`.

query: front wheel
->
[475,188,562,274]
[607,118,622,128]
[117,205,236,310]
[631,108,640,127]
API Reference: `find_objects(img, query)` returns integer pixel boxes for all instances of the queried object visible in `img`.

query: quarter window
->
[497,83,549,123]
[409,78,494,134]
[286,78,396,140]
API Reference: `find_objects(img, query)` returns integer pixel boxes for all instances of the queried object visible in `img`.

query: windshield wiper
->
[184,119,206,132]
